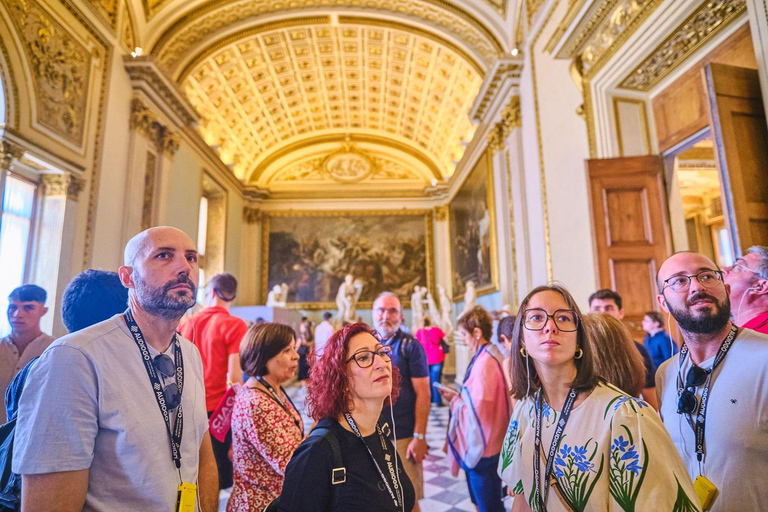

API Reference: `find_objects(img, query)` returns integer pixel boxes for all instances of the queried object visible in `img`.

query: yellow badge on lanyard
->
[693,475,718,511]
[176,482,197,512]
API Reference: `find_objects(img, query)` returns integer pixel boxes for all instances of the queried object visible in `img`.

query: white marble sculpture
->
[410,285,427,334]
[427,290,441,328]
[461,280,476,316]
[266,283,288,307]
[335,274,364,326]
[438,284,454,340]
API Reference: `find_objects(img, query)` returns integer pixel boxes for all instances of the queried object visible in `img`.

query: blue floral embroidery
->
[500,420,519,472]
[609,426,649,511]
[550,438,603,511]
[612,396,649,412]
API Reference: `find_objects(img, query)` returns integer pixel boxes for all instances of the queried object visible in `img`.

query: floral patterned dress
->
[227,386,304,512]
[498,382,701,511]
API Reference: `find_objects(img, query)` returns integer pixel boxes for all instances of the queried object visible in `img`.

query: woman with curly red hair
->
[275,322,415,512]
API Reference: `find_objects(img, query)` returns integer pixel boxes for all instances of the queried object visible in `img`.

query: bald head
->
[124,227,195,266]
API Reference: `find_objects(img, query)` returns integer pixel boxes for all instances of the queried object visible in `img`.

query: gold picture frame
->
[261,210,435,310]
[449,147,499,301]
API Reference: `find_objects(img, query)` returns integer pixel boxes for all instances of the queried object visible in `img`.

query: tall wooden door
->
[705,63,768,252]
[587,156,671,337]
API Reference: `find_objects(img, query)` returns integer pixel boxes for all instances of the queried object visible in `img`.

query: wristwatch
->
[413,432,426,440]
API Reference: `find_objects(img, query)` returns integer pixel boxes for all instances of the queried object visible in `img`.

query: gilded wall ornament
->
[322,143,375,183]
[130,98,179,156]
[123,4,136,50]
[242,207,261,224]
[0,140,24,171]
[151,0,503,73]
[434,204,449,222]
[7,0,93,146]
[42,172,85,201]
[471,60,523,122]
[619,0,746,91]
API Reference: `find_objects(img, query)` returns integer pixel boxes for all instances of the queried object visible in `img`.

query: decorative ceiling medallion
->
[322,144,376,183]
[618,0,746,91]
[181,20,482,181]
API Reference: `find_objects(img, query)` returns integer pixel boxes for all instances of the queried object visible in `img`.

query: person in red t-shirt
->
[178,272,248,490]
[723,246,768,334]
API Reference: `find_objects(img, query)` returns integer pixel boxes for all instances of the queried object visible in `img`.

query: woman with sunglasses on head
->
[227,323,303,512]
[499,285,699,512]
[275,322,415,512]
[440,306,510,512]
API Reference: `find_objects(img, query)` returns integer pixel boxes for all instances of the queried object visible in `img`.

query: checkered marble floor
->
[220,385,512,511]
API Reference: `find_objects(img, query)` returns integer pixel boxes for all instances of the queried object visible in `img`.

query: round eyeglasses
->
[346,346,393,368]
[662,270,724,293]
[522,308,578,332]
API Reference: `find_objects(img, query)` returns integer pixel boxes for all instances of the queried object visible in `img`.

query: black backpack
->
[0,357,38,511]
[262,425,345,512]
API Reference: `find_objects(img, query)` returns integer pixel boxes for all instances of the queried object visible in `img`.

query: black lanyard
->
[344,413,403,511]
[123,309,184,470]
[255,376,303,433]
[676,324,738,464]
[533,387,578,511]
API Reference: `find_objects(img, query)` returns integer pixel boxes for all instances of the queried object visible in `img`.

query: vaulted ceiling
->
[137,0,513,195]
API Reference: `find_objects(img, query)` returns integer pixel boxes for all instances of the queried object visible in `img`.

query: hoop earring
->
[574,348,583,360]
[520,346,528,358]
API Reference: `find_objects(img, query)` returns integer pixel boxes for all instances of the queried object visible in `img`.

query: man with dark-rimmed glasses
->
[655,251,768,512]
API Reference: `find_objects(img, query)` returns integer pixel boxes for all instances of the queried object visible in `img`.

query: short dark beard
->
[667,291,731,334]
[134,272,197,321]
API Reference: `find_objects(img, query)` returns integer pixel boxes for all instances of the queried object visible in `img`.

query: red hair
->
[306,322,401,421]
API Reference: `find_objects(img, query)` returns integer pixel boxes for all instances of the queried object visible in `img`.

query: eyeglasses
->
[522,308,578,332]
[677,364,709,415]
[154,354,181,409]
[662,270,723,293]
[728,261,762,277]
[346,346,393,368]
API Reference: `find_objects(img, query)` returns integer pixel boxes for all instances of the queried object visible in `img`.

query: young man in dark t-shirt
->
[373,292,429,511]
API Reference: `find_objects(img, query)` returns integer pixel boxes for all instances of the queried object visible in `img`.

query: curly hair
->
[305,322,401,421]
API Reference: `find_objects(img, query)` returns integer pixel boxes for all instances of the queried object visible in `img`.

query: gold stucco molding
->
[42,172,86,201]
[242,207,261,224]
[434,204,449,222]
[618,0,747,91]
[6,0,93,147]
[130,98,179,156]
[487,95,521,152]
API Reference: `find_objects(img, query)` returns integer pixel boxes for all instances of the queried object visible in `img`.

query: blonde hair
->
[582,313,645,397]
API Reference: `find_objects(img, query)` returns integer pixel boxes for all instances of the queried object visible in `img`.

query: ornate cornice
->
[124,56,199,128]
[130,98,179,156]
[243,185,270,203]
[619,0,747,91]
[42,172,86,201]
[470,58,524,123]
[0,140,25,171]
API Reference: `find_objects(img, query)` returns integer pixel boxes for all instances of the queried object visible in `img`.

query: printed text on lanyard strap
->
[123,309,185,471]
[533,387,578,511]
[344,413,403,511]
[676,324,737,464]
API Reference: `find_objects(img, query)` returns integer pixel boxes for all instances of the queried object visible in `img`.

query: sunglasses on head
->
[154,354,181,409]
[677,364,709,415]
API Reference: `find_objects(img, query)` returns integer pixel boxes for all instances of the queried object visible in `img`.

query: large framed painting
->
[261,210,434,309]
[449,148,498,300]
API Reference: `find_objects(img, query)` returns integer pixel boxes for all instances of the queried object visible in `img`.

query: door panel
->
[587,155,671,338]
[705,63,768,252]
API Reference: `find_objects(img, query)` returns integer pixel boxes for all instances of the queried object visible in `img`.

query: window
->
[196,196,208,304]
[0,173,37,336]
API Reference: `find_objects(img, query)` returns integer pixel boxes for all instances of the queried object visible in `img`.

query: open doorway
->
[673,136,735,267]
